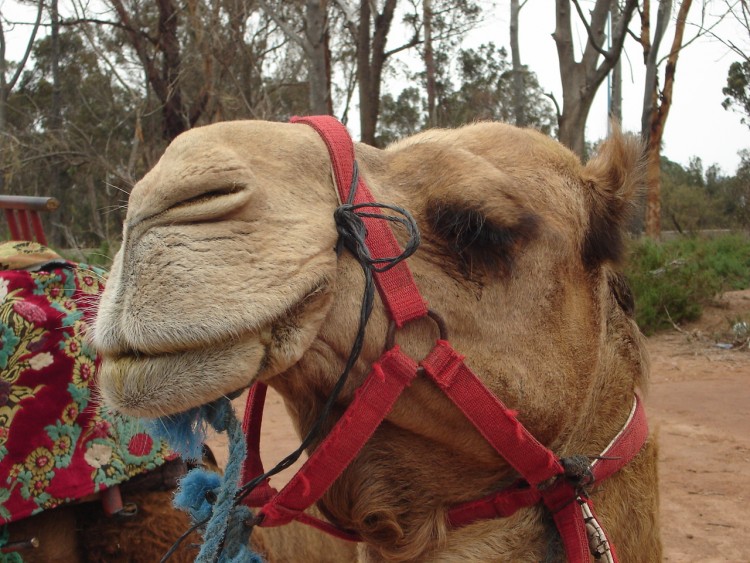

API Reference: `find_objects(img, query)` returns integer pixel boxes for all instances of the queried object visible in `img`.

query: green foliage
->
[660,155,750,233]
[377,88,423,146]
[441,43,556,134]
[626,234,750,334]
[723,60,750,128]
[3,29,136,248]
[377,43,556,145]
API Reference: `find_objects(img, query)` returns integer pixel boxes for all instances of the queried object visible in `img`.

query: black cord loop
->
[233,160,421,507]
[162,160,422,560]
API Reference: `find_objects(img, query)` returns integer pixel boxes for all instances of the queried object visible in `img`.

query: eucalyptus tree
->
[553,0,638,157]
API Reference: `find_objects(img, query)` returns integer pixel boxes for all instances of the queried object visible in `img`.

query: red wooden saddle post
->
[0,195,59,244]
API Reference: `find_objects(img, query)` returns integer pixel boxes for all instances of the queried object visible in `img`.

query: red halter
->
[239,116,648,562]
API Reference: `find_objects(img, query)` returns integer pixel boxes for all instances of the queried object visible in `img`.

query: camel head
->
[95,120,644,416]
[94,120,653,558]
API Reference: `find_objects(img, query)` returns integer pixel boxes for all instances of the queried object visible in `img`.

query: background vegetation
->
[627,233,750,334]
[2,1,750,335]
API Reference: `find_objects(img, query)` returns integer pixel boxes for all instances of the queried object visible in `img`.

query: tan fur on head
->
[94,121,659,561]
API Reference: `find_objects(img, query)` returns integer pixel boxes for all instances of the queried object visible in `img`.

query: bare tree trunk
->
[357,0,399,146]
[156,0,187,140]
[510,0,526,127]
[50,0,65,247]
[641,0,673,136]
[609,3,622,126]
[553,0,638,157]
[109,0,212,141]
[424,0,436,127]
[644,0,692,239]
[306,0,332,114]
[50,0,62,131]
[258,0,332,115]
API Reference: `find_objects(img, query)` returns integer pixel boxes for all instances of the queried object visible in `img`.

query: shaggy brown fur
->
[6,487,200,562]
[94,121,659,561]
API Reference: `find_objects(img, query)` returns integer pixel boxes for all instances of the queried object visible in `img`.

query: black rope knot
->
[560,455,595,490]
[333,160,420,273]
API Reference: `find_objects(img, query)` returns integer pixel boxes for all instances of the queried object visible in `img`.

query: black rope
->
[234,161,420,505]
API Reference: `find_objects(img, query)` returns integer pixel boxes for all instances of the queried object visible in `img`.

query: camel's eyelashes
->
[427,202,539,277]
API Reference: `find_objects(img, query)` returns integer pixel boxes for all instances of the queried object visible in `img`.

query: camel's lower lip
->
[97,333,266,418]
[96,280,332,418]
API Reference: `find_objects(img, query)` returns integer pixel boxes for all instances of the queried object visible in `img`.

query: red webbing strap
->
[241,382,278,506]
[591,395,648,483]
[447,481,541,527]
[258,346,419,528]
[294,512,362,542]
[447,396,647,563]
[545,396,644,562]
[290,115,428,327]
[542,482,591,563]
[240,383,360,541]
[420,340,564,487]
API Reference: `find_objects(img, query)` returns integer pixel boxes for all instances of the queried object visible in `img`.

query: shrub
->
[625,234,750,335]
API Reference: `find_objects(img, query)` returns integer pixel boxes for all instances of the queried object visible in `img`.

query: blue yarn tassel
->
[146,406,210,462]
[173,469,221,523]
[154,396,264,562]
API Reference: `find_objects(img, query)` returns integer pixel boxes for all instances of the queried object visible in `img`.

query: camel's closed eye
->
[426,201,539,277]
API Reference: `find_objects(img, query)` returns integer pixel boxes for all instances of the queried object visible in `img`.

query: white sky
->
[2,0,749,174]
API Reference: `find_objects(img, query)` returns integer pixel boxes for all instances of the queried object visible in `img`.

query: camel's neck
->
[267,257,648,561]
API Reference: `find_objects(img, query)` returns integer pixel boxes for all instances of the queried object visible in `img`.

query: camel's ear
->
[582,128,645,268]
[424,188,539,278]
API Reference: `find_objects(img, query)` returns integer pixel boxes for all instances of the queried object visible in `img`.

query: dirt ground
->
[647,289,750,562]
[209,290,750,561]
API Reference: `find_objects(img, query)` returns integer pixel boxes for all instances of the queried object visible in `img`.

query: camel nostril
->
[153,183,254,225]
[168,185,246,211]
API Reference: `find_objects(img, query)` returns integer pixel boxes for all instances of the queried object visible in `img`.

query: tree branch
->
[331,0,358,37]
[592,0,639,86]
[571,0,611,61]
[256,0,311,56]
[660,5,734,66]
[544,91,562,120]
[6,0,43,93]
[384,34,421,59]
[59,17,130,31]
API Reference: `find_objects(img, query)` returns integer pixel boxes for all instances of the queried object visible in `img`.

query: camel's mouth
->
[97,280,333,418]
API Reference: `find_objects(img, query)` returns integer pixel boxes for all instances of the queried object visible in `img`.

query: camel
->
[93,119,660,562]
[4,480,202,562]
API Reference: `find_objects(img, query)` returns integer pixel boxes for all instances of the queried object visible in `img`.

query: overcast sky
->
[2,1,748,174]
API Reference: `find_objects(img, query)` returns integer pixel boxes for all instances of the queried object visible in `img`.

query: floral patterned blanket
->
[0,241,174,524]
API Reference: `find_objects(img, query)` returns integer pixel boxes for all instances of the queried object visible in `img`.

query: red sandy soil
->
[647,289,750,562]
[208,290,750,561]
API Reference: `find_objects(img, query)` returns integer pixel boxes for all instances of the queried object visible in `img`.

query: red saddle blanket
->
[0,241,174,524]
